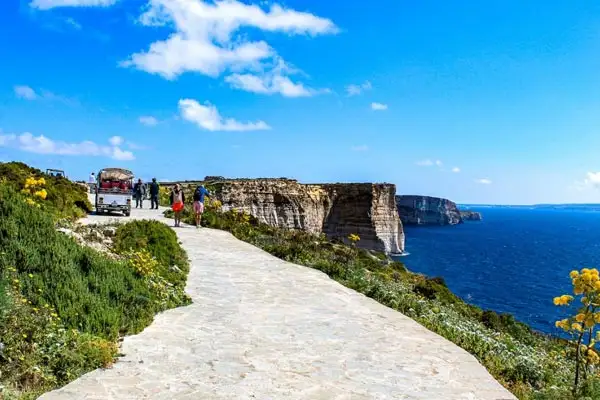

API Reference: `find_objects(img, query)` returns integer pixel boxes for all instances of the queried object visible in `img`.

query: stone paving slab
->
[38,199,515,400]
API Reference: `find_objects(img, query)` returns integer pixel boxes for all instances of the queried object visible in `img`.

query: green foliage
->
[0,162,91,219]
[0,184,190,397]
[112,219,189,287]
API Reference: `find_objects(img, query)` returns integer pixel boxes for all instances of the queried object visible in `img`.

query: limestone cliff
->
[209,179,404,254]
[460,210,483,221]
[396,195,462,226]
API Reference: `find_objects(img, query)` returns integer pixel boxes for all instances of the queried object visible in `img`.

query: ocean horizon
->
[393,205,600,336]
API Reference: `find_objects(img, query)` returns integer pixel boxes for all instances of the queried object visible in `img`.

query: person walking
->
[149,178,160,210]
[88,172,96,193]
[170,184,185,227]
[192,184,210,228]
[133,178,144,208]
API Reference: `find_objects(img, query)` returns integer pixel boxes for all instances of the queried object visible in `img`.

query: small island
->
[460,210,483,221]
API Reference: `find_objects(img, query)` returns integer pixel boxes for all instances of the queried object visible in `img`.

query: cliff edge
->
[396,195,462,226]
[211,179,404,254]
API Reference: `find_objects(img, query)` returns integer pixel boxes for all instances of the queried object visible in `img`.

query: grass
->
[164,201,599,399]
[0,178,190,398]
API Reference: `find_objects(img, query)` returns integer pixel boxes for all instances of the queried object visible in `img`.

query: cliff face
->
[214,179,404,254]
[396,195,462,226]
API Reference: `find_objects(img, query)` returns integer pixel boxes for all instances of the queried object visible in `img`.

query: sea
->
[393,205,600,336]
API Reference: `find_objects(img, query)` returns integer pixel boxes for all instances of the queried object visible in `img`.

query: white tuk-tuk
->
[95,168,134,216]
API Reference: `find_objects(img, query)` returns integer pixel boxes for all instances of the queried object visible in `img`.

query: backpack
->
[193,186,202,201]
[194,186,210,201]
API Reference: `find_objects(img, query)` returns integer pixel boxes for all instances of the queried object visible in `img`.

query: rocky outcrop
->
[396,195,462,226]
[211,179,404,254]
[460,210,483,221]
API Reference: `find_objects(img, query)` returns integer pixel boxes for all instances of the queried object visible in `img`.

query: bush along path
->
[37,196,514,399]
[0,177,190,399]
[162,198,598,400]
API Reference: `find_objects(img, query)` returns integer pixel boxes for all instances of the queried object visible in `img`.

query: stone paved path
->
[39,199,515,400]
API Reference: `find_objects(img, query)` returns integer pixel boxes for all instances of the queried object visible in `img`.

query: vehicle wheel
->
[125,212,131,217]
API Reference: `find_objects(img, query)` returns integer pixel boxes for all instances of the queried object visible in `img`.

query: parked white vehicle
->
[95,168,133,216]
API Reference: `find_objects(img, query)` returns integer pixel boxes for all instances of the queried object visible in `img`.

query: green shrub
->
[0,162,91,219]
[0,184,190,397]
[112,219,189,287]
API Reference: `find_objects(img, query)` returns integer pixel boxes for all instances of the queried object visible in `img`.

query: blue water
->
[395,207,600,335]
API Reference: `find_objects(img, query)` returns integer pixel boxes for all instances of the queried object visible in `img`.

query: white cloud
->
[452,167,461,173]
[14,85,38,100]
[226,72,316,97]
[435,160,442,167]
[112,147,135,161]
[351,145,369,152]
[178,99,271,132]
[14,85,77,105]
[139,116,159,126]
[65,17,82,30]
[476,178,492,185]
[0,132,134,160]
[224,57,330,97]
[371,102,388,111]
[578,172,600,189]
[108,136,124,146]
[345,81,372,96]
[122,0,337,95]
[0,134,17,146]
[30,0,116,10]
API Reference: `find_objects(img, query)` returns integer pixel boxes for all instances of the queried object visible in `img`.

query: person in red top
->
[170,184,185,227]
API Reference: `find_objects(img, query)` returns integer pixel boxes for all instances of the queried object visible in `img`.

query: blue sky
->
[2,0,600,204]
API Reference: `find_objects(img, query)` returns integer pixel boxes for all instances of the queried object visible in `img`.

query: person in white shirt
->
[88,172,96,193]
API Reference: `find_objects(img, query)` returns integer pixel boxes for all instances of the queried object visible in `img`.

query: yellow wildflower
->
[572,323,583,332]
[576,313,586,322]
[585,317,596,329]
[571,270,580,279]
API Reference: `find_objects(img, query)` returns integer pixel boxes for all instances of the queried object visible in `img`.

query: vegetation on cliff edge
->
[0,162,91,220]
[0,170,190,398]
[164,196,598,400]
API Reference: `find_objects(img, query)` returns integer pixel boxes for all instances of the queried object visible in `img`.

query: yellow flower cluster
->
[127,249,159,276]
[24,176,45,188]
[231,209,251,224]
[348,233,361,243]
[553,295,574,306]
[554,265,600,390]
[571,268,600,295]
[25,198,41,208]
[587,348,600,365]
[34,189,48,199]
[22,175,47,207]
[207,198,222,211]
